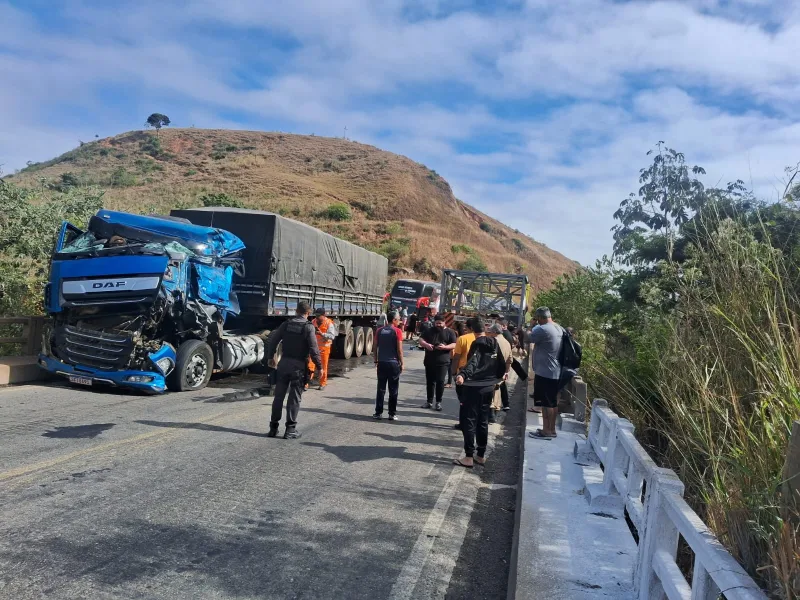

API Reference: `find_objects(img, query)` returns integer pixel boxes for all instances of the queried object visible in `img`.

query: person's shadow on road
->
[135,420,266,437]
[301,441,447,465]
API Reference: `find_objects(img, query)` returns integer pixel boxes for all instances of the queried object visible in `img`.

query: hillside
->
[7,129,577,291]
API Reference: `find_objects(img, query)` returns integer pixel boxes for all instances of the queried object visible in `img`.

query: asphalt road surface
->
[0,344,524,600]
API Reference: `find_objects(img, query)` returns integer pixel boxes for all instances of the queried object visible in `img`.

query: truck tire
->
[364,327,374,356]
[167,340,214,392]
[353,327,366,357]
[333,329,355,360]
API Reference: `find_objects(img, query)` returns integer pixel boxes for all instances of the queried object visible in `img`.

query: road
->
[0,344,524,600]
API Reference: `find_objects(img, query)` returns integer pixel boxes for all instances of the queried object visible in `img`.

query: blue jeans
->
[375,361,401,416]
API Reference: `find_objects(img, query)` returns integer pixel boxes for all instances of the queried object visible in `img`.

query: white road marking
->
[390,431,501,600]
[389,464,466,600]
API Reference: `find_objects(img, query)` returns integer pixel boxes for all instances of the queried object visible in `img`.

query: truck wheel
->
[343,329,355,359]
[364,328,374,356]
[332,330,355,360]
[353,327,366,357]
[168,340,214,392]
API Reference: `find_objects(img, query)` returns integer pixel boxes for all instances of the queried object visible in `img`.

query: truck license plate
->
[68,375,92,386]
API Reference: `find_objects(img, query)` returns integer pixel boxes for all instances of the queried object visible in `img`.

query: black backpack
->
[558,328,582,369]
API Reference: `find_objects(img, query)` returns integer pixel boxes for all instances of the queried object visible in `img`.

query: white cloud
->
[1,0,799,266]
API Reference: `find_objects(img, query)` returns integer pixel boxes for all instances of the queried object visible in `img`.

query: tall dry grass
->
[568,218,799,597]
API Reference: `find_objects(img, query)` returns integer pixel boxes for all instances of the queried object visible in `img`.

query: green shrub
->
[511,238,525,253]
[457,255,487,271]
[51,172,81,192]
[451,244,474,255]
[184,169,198,176]
[378,238,410,264]
[211,151,227,160]
[479,222,493,233]
[0,181,103,326]
[98,148,110,157]
[321,203,352,221]
[198,192,244,208]
[109,167,137,187]
[385,222,403,236]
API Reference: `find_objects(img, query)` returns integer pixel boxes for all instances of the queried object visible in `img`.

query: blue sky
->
[2,0,800,265]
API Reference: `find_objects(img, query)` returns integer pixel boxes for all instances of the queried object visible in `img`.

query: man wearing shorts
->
[530,307,562,439]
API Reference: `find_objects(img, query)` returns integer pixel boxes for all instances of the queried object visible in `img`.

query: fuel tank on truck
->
[220,334,266,371]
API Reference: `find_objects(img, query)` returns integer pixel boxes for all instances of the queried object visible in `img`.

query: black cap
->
[314,307,326,316]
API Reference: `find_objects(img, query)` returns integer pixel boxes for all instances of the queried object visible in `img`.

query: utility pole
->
[343,126,348,140]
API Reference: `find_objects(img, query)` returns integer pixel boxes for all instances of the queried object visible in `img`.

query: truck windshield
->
[58,231,194,260]
[391,280,424,298]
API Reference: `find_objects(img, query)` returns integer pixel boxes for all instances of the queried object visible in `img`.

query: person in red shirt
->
[373,311,405,420]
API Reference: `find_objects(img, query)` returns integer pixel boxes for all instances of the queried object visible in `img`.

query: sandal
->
[453,458,474,469]
[474,457,486,465]
[528,407,542,413]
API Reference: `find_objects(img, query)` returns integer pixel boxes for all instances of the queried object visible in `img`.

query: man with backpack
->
[452,317,506,468]
[529,307,562,439]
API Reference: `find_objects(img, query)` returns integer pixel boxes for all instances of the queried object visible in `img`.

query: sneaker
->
[266,427,279,438]
[318,384,326,391]
[502,406,511,412]
[284,429,302,439]
[435,403,442,411]
[388,415,398,421]
[421,402,433,409]
[373,413,383,420]
[488,412,497,424]
[453,422,462,430]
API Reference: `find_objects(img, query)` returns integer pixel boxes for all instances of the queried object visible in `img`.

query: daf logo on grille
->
[92,281,126,289]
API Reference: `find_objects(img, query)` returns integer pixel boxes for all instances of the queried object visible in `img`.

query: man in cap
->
[265,302,322,439]
[307,307,336,390]
[418,311,457,410]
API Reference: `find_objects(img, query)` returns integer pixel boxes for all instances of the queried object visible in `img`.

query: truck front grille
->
[59,325,135,370]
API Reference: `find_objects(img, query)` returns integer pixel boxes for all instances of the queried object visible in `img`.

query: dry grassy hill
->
[8,129,577,291]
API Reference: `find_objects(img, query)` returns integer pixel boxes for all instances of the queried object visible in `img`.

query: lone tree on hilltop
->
[145,113,171,136]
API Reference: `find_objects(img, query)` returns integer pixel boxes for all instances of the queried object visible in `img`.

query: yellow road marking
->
[0,404,265,484]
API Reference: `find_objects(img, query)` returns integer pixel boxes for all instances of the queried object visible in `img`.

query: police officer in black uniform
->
[265,302,323,439]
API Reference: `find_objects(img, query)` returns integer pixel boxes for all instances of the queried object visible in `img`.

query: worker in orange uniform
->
[307,308,336,390]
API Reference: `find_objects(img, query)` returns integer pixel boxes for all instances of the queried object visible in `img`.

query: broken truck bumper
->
[37,354,167,394]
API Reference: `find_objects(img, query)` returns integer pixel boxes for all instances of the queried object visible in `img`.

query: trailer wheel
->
[167,340,214,392]
[353,327,366,357]
[333,329,355,360]
[364,327,374,356]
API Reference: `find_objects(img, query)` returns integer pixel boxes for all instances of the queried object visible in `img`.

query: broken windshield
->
[59,231,197,260]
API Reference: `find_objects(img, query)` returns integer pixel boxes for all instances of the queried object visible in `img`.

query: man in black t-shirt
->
[418,314,457,410]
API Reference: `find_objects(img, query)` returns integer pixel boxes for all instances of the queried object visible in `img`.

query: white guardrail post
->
[580,400,768,600]
[635,467,685,600]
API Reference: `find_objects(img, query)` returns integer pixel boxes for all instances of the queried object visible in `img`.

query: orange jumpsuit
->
[307,316,335,388]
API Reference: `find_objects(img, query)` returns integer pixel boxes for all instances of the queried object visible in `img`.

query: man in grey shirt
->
[529,307,562,439]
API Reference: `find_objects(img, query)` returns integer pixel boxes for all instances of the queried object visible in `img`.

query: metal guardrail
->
[585,399,767,600]
[0,316,45,355]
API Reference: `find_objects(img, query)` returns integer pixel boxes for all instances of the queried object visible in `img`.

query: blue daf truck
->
[39,208,388,393]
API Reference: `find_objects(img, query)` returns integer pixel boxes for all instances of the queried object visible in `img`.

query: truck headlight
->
[126,375,155,383]
[155,357,174,375]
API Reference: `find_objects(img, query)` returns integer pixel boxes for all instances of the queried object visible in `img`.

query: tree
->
[145,113,171,137]
[612,142,707,266]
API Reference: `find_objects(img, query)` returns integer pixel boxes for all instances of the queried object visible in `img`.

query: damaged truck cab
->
[39,208,389,394]
[40,210,252,393]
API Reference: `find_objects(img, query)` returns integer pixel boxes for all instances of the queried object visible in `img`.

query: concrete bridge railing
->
[0,316,45,355]
[579,399,766,600]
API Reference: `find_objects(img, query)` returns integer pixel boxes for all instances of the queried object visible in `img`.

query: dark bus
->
[389,279,440,316]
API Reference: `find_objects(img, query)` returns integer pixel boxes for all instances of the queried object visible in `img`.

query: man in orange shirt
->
[451,318,477,430]
[307,308,336,390]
